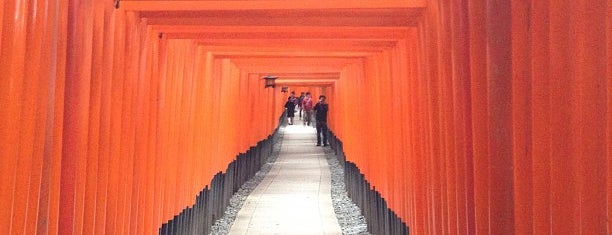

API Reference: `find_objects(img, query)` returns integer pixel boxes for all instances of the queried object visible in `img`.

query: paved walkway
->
[228,117,342,235]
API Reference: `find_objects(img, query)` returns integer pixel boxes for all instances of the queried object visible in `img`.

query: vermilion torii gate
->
[1,0,610,234]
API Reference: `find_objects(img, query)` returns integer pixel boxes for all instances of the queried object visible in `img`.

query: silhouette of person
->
[313,95,329,146]
[285,92,297,125]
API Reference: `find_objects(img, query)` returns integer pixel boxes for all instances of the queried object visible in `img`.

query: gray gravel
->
[209,127,370,234]
[324,147,371,235]
[208,128,284,235]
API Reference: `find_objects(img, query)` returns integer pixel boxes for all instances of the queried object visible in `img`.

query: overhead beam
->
[233,57,362,68]
[191,40,397,53]
[271,73,340,80]
[151,25,414,40]
[209,50,376,58]
[122,0,426,11]
[275,80,336,86]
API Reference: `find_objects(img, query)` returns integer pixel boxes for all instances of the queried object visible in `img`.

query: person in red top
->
[301,92,314,126]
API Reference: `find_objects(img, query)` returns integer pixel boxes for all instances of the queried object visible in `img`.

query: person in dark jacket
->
[285,93,297,125]
[313,95,329,146]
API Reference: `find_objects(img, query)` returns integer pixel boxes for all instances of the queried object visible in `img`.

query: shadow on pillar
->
[329,130,410,235]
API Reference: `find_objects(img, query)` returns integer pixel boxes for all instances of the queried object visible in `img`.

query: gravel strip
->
[208,128,284,235]
[209,127,370,235]
[324,148,371,235]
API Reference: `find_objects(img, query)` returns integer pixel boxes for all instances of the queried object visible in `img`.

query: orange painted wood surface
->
[1,0,611,234]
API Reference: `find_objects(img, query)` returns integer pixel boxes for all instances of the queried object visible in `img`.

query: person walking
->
[301,92,314,126]
[285,92,297,125]
[297,92,305,119]
[313,95,329,146]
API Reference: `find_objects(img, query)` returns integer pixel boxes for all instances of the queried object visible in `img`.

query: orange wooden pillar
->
[419,1,443,233]
[486,1,515,234]
[438,2,455,233]
[549,1,580,233]
[573,0,608,233]
[449,0,475,233]
[105,7,126,234]
[136,24,160,235]
[58,0,96,234]
[411,27,428,233]
[510,0,533,234]
[530,1,552,233]
[81,0,109,233]
[466,0,490,233]
[608,2,612,233]
[0,0,28,232]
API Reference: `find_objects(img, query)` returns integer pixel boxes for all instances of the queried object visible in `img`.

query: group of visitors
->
[284,91,329,147]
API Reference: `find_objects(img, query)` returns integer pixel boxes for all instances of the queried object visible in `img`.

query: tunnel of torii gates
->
[1,0,611,234]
